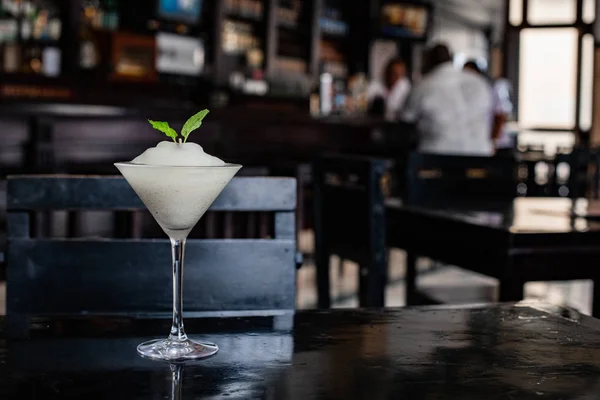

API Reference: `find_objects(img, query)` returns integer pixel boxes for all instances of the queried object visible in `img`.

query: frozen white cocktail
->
[115,110,241,361]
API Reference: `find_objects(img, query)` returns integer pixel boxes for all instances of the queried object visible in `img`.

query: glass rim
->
[114,162,242,169]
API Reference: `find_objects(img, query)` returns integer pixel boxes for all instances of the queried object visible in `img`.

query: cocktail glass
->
[115,162,242,361]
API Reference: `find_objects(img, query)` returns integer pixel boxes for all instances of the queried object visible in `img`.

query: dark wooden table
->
[387,198,600,315]
[2,304,600,399]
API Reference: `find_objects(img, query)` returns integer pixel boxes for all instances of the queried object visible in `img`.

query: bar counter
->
[0,100,414,176]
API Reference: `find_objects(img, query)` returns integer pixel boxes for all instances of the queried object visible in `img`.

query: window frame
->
[503,0,595,145]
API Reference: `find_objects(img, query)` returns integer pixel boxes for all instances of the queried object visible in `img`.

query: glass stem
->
[170,364,183,400]
[169,238,188,342]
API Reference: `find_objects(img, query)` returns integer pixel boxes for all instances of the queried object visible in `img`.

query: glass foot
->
[137,338,218,361]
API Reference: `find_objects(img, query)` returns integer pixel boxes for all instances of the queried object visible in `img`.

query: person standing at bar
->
[367,57,412,122]
[464,60,514,153]
[402,44,493,156]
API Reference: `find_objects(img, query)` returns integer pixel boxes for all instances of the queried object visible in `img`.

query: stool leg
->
[499,260,524,303]
[316,251,331,309]
[359,253,387,308]
[406,252,418,306]
[499,280,524,302]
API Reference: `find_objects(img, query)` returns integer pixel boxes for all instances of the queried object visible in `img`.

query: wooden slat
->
[406,153,517,206]
[7,213,29,238]
[7,176,297,212]
[7,239,296,315]
[275,212,295,240]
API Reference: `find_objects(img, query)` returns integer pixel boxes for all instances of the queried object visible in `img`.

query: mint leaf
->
[148,120,178,142]
[181,110,210,143]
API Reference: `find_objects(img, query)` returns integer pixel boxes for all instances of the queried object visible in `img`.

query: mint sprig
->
[148,109,210,143]
[182,110,210,143]
[148,120,177,141]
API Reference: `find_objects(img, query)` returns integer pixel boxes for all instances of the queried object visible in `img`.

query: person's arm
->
[492,113,506,140]
[491,80,512,141]
[398,84,422,150]
[400,84,421,123]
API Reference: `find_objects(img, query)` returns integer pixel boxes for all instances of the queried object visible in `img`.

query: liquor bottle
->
[3,43,20,73]
[21,18,32,39]
[332,77,346,114]
[22,46,42,74]
[79,23,99,69]
[42,46,61,76]
[105,0,119,30]
[319,72,333,116]
[309,81,320,117]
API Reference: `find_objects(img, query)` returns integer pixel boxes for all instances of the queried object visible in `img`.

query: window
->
[528,0,576,25]
[508,0,595,152]
[519,28,578,129]
[580,34,594,131]
[583,0,596,24]
[509,0,523,26]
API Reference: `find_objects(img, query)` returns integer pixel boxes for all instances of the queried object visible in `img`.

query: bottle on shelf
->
[225,0,263,19]
[319,71,333,116]
[348,70,368,115]
[48,17,62,40]
[3,43,20,73]
[79,25,99,69]
[105,0,119,30]
[222,20,260,54]
[332,77,346,115]
[22,45,42,74]
[320,5,348,36]
[83,0,119,31]
[310,81,320,117]
[20,18,32,40]
[0,18,18,43]
[41,46,61,76]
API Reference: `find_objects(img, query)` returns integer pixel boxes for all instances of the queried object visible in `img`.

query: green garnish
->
[148,109,210,143]
[148,120,178,141]
[181,110,210,143]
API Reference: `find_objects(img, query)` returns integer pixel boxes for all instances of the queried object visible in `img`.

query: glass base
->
[137,338,218,361]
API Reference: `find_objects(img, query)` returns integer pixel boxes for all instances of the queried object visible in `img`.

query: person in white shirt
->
[490,78,515,150]
[367,57,412,122]
[463,60,514,151]
[402,44,494,156]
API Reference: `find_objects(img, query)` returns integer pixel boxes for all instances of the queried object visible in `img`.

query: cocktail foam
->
[132,141,225,167]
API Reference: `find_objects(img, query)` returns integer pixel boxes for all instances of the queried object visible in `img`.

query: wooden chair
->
[406,153,517,208]
[518,147,552,197]
[400,152,517,305]
[552,148,593,199]
[313,155,393,308]
[6,176,297,316]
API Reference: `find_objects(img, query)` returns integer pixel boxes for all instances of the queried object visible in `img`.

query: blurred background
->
[1,0,599,315]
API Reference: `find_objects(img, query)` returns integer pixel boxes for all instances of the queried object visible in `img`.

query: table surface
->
[387,197,600,235]
[2,303,600,399]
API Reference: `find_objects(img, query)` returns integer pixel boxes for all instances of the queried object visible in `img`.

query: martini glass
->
[115,162,242,361]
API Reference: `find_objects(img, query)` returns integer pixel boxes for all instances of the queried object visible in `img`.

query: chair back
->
[406,153,517,208]
[518,150,552,197]
[7,176,297,315]
[553,148,592,199]
[313,155,391,306]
